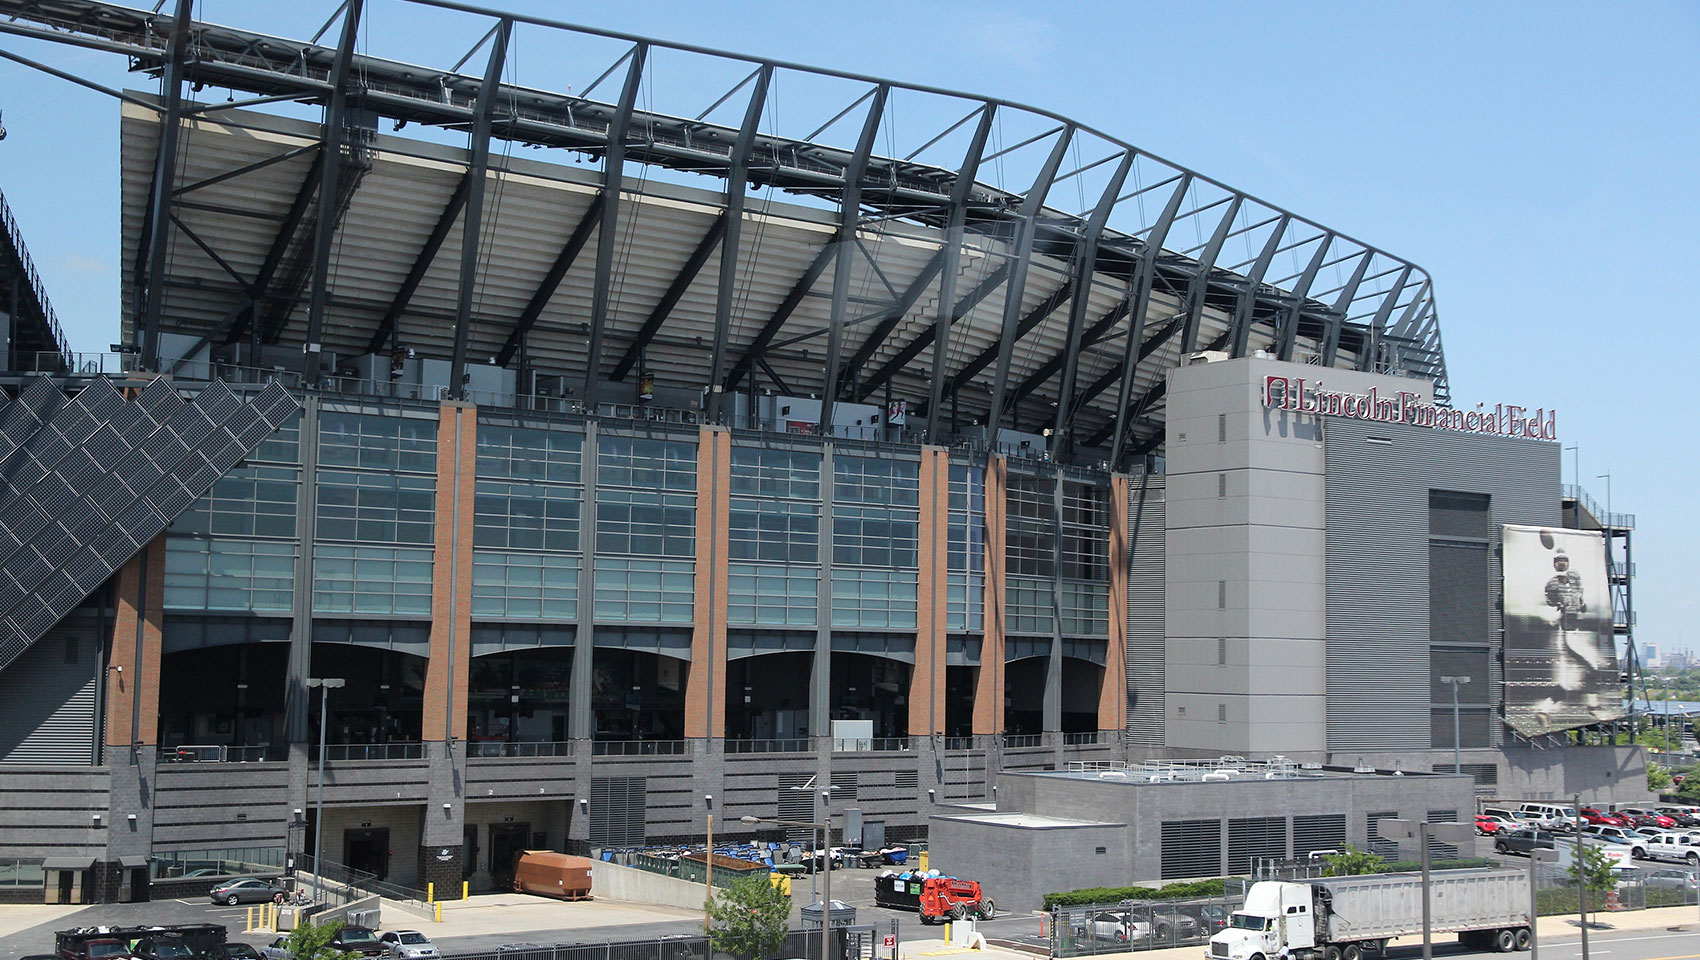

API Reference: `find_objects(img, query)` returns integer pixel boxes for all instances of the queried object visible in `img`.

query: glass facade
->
[593,435,696,624]
[831,456,919,629]
[473,423,585,621]
[947,464,985,632]
[728,445,820,627]
[312,411,437,618]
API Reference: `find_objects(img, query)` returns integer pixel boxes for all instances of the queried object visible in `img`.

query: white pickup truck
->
[1639,833,1700,866]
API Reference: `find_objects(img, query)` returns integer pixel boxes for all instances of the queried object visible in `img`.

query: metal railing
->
[723,738,812,754]
[832,737,911,752]
[309,742,425,762]
[941,736,980,751]
[591,739,690,757]
[443,928,854,960]
[1064,731,1105,745]
[0,188,72,364]
[162,744,278,763]
[1002,734,1045,748]
[1563,484,1636,530]
[467,740,574,759]
[296,854,434,918]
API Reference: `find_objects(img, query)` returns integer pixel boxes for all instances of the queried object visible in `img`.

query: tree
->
[1677,775,1700,804]
[1322,846,1386,877]
[1647,763,1673,793]
[283,920,357,960]
[706,874,791,960]
[1569,842,1615,896]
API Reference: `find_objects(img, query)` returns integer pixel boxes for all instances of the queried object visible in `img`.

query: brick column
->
[422,402,476,743]
[685,425,731,740]
[910,447,949,736]
[106,535,166,748]
[1101,474,1130,732]
[972,455,1006,735]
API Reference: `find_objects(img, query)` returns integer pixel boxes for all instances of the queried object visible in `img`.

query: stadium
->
[0,0,1642,902]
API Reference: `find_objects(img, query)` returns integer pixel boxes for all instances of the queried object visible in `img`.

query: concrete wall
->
[591,861,712,912]
[929,813,1128,912]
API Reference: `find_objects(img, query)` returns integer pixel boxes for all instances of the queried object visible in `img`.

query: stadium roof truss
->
[0,0,1447,467]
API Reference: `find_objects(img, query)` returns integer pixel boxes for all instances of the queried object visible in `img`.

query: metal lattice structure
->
[0,0,1446,467]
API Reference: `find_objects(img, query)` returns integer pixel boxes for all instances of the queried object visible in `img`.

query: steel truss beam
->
[1178,197,1244,355]
[1275,232,1333,361]
[840,250,946,400]
[706,65,770,423]
[366,170,473,355]
[449,18,510,400]
[862,260,1008,408]
[231,151,324,347]
[817,84,888,433]
[1227,213,1291,358]
[494,193,605,367]
[939,281,1072,413]
[1358,265,1413,372]
[1321,250,1372,366]
[582,43,648,412]
[721,241,835,396]
[610,212,728,382]
[923,105,996,440]
[1103,173,1192,468]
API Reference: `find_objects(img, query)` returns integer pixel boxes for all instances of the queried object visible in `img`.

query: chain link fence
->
[1050,896,1244,958]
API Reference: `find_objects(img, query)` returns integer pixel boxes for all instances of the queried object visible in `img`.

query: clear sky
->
[0,1,1695,662]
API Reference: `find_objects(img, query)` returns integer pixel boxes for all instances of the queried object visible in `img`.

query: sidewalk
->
[422,893,702,939]
[0,905,84,941]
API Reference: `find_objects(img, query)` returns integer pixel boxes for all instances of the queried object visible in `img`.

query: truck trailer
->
[1207,870,1531,960]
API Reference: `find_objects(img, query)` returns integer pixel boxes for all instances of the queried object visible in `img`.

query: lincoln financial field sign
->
[1502,525,1621,735]
[1263,376,1558,440]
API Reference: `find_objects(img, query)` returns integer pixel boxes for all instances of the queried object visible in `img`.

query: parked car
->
[1645,870,1700,893]
[1656,806,1700,827]
[1075,912,1152,943]
[1476,815,1516,835]
[208,878,280,905]
[1138,905,1201,942]
[258,938,291,960]
[1179,902,1232,935]
[1495,828,1557,856]
[327,928,384,958]
[377,933,439,960]
[1519,802,1579,829]
[1616,807,1677,829]
[1583,824,1656,852]
[130,938,197,960]
[1580,807,1629,827]
[201,946,260,960]
[1640,833,1700,865]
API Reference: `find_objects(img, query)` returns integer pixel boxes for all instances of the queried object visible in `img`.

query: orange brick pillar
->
[422,402,476,744]
[972,454,1007,735]
[686,425,731,740]
[106,535,166,749]
[1101,474,1130,732]
[910,447,950,737]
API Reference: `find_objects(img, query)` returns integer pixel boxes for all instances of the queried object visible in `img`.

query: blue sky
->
[0,1,1695,664]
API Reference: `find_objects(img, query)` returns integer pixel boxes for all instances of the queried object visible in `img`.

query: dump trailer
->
[1207,870,1530,960]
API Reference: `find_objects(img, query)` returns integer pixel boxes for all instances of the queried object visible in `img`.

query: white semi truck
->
[1207,870,1532,960]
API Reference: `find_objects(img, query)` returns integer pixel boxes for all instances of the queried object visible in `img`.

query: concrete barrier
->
[591,862,712,913]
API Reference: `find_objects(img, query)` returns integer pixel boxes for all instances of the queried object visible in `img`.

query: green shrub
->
[1534,885,1609,916]
[1043,879,1226,908]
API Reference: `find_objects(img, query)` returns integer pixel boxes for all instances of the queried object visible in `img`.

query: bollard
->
[244,907,253,932]
[435,901,442,923]
[427,882,435,903]
[462,880,468,901]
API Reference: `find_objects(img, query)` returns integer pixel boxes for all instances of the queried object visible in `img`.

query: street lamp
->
[1439,676,1472,776]
[704,794,714,929]
[305,677,345,900]
[743,803,834,960]
[1378,818,1475,960]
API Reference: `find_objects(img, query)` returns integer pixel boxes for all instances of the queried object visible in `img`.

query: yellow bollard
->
[462,880,468,901]
[427,882,435,904]
[244,907,253,932]
[434,901,443,923]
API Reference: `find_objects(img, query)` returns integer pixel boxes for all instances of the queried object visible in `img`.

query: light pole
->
[743,803,833,960]
[1564,444,1578,491]
[1574,795,1589,960]
[306,677,345,900]
[1439,676,1471,775]
[705,794,714,929]
[1379,818,1475,960]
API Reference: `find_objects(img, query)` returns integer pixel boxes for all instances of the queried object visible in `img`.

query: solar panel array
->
[0,376,299,672]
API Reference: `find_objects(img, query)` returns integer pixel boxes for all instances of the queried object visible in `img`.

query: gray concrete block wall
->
[929,814,1129,911]
[152,761,291,850]
[0,767,110,859]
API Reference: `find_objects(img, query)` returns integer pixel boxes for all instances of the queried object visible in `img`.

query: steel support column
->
[817,84,888,434]
[1320,251,1372,366]
[449,19,511,400]
[1275,232,1334,361]
[1228,213,1290,358]
[1358,265,1413,372]
[923,105,995,442]
[1177,197,1244,355]
[705,66,771,424]
[859,261,1008,405]
[493,193,604,367]
[301,0,363,383]
[939,283,1071,413]
[984,126,1073,440]
[366,170,472,355]
[1049,150,1132,455]
[136,0,195,371]
[841,249,946,399]
[582,44,648,413]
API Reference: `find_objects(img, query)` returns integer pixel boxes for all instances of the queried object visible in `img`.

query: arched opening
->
[830,652,910,740]
[944,665,977,737]
[592,649,687,741]
[1061,658,1105,733]
[1004,656,1047,735]
[467,648,574,753]
[309,642,427,746]
[157,641,290,758]
[726,651,812,741]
